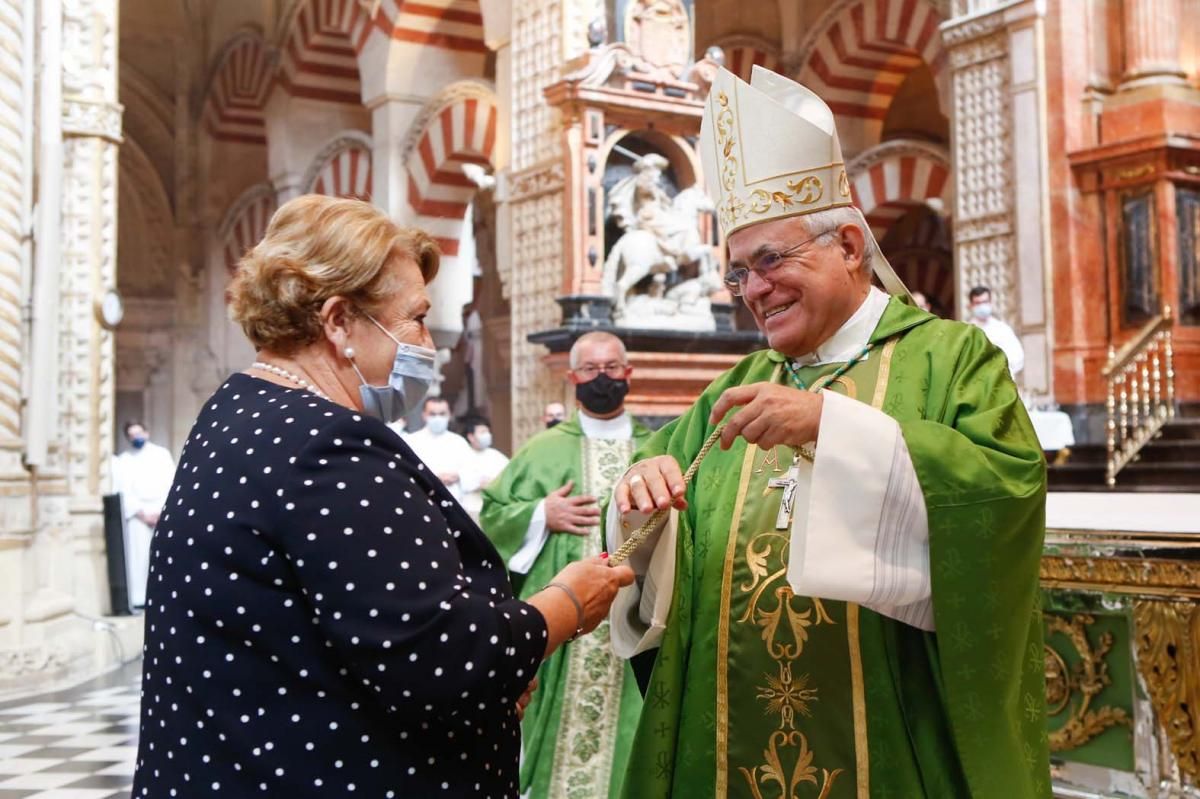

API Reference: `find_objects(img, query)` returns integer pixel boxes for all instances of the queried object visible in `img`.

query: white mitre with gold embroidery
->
[700,65,910,296]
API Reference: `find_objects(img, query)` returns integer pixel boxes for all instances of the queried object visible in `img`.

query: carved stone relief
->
[601,152,718,329]
[623,0,690,77]
[509,0,575,443]
[510,191,566,444]
[513,0,566,172]
[949,27,1016,323]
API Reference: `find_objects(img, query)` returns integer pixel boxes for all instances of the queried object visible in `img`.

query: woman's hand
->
[516,677,537,721]
[526,555,635,656]
[553,556,635,635]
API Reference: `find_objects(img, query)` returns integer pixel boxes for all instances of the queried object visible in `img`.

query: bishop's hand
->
[616,456,688,515]
[709,382,824,451]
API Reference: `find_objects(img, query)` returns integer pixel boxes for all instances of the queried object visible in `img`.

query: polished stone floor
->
[0,660,140,799]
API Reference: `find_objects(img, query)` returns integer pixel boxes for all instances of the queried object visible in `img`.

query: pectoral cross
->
[767,454,803,530]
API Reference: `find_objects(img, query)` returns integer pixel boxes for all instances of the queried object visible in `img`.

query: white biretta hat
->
[699,65,910,296]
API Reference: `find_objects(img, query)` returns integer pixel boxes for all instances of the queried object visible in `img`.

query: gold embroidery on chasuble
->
[547,437,634,798]
[716,350,893,799]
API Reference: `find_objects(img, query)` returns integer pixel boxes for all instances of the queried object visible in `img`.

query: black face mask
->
[545,419,562,429]
[575,374,629,416]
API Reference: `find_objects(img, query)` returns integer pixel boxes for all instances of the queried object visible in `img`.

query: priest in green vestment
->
[604,66,1049,799]
[482,331,652,799]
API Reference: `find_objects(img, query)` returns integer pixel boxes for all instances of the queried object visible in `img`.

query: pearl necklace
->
[250,362,332,401]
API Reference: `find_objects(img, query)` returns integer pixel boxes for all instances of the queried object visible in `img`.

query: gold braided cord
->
[609,423,725,566]
[607,340,878,568]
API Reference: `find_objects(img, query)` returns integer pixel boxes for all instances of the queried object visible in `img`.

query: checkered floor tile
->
[0,661,140,799]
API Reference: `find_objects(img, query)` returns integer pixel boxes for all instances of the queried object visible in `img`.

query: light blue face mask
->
[349,315,437,423]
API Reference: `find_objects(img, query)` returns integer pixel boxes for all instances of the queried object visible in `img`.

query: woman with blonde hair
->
[132,194,632,797]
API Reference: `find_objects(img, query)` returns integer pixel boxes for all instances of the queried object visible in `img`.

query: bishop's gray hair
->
[569,331,628,369]
[799,205,879,274]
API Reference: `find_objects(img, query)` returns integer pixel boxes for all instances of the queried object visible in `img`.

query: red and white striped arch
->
[304,134,373,200]
[204,33,273,145]
[219,184,278,277]
[883,209,954,313]
[405,85,497,256]
[848,142,950,237]
[278,1,487,103]
[708,36,781,83]
[352,0,487,55]
[798,0,945,121]
[278,0,369,104]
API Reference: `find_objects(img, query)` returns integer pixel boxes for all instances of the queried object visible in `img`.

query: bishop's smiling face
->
[727,215,872,359]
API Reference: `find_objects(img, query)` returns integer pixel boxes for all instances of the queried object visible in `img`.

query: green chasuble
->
[615,298,1049,799]
[481,414,652,798]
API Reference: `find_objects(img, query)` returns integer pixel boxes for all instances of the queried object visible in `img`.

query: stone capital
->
[62,98,123,143]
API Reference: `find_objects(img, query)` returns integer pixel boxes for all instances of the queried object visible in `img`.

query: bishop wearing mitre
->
[605,66,1049,799]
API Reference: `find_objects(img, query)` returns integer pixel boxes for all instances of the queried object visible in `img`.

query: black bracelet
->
[545,581,585,641]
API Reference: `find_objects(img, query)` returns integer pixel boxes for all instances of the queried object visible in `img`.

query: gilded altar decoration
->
[1043,614,1131,752]
[1040,554,1200,598]
[1133,600,1200,783]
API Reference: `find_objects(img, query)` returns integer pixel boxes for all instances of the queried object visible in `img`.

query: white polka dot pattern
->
[132,373,546,797]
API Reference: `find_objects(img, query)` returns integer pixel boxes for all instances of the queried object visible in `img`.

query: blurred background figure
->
[111,421,176,610]
[461,414,509,521]
[387,414,408,441]
[912,291,933,313]
[404,396,480,502]
[542,401,566,429]
[481,331,650,798]
[967,285,1024,378]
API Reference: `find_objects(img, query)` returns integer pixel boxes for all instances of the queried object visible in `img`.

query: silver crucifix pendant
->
[767,454,803,530]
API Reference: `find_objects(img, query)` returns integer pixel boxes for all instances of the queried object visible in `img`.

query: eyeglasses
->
[573,362,628,380]
[723,230,836,297]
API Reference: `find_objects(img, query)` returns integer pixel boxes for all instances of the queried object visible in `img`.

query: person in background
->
[402,396,479,503]
[542,401,566,429]
[967,284,1024,378]
[112,420,176,610]
[912,290,932,313]
[461,414,509,521]
[386,414,408,441]
[481,331,651,798]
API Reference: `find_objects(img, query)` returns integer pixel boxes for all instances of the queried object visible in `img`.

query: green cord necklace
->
[609,341,877,566]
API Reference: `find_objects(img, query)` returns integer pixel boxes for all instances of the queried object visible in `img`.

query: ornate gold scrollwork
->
[1040,555,1200,598]
[1044,614,1132,752]
[738,730,843,799]
[1133,600,1200,784]
[1044,645,1071,716]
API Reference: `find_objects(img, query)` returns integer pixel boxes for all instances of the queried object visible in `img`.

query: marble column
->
[58,0,122,621]
[942,0,1054,398]
[0,0,136,696]
[1120,0,1187,88]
